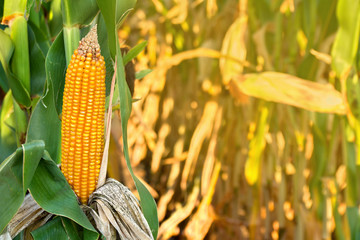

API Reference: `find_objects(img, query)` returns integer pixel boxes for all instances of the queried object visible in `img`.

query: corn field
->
[110,0,360,239]
[0,0,360,239]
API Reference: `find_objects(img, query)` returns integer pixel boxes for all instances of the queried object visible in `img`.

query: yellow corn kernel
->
[61,25,105,204]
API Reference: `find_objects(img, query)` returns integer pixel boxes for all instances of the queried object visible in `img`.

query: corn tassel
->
[61,25,105,204]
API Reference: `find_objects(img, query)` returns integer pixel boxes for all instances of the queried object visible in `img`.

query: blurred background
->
[108,0,360,239]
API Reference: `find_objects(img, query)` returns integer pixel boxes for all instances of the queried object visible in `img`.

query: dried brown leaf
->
[151,123,171,173]
[310,49,332,65]
[5,194,52,238]
[158,181,200,240]
[184,162,221,240]
[89,178,153,240]
[201,106,223,196]
[166,0,188,24]
[230,72,346,114]
[206,0,218,18]
[181,101,218,190]
[158,138,185,221]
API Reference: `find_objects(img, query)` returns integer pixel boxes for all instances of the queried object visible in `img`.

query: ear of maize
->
[61,25,105,204]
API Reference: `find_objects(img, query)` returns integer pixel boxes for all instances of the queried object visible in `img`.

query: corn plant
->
[0,0,158,239]
[106,0,360,239]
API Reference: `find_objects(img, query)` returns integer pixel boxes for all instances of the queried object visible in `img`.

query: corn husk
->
[86,178,153,240]
[1,178,153,240]
[2,194,52,239]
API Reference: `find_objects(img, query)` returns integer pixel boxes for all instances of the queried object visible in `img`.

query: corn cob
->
[61,25,105,204]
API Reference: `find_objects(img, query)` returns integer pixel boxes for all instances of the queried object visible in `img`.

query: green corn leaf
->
[27,81,61,163]
[0,28,12,92]
[61,0,99,64]
[96,0,158,237]
[346,207,360,240]
[12,97,27,146]
[29,151,98,239]
[28,25,46,97]
[0,29,14,64]
[61,0,99,27]
[0,29,31,107]
[4,71,31,108]
[10,16,31,94]
[48,0,63,39]
[97,13,115,96]
[0,140,45,233]
[116,36,159,240]
[96,0,136,59]
[28,21,51,59]
[3,0,26,17]
[22,140,44,193]
[123,41,147,65]
[0,148,24,233]
[0,0,3,19]
[331,0,360,77]
[0,91,17,163]
[44,30,66,116]
[96,0,117,59]
[136,69,152,80]
[62,26,80,66]
[60,217,82,240]
[0,64,9,92]
[31,217,68,240]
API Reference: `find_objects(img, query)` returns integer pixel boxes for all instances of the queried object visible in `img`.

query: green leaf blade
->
[22,140,45,193]
[45,30,66,115]
[116,38,159,240]
[331,0,360,76]
[0,148,24,233]
[31,217,69,240]
[123,40,147,65]
[29,154,98,236]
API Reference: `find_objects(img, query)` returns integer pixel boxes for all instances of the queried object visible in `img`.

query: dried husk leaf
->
[0,232,11,240]
[2,194,52,239]
[87,178,153,240]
